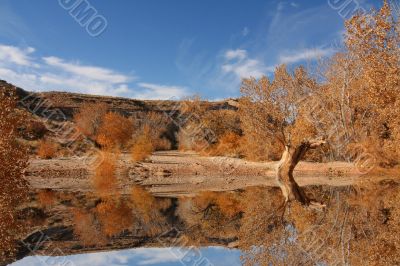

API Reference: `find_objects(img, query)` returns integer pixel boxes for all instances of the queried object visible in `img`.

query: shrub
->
[74,102,108,139]
[37,189,56,208]
[153,137,171,151]
[96,112,134,149]
[72,209,106,246]
[130,185,170,236]
[37,139,58,159]
[92,152,119,198]
[25,120,47,140]
[210,131,242,157]
[96,199,133,237]
[131,126,153,162]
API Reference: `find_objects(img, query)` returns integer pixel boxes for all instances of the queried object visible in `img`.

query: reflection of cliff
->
[12,190,241,266]
[9,179,400,266]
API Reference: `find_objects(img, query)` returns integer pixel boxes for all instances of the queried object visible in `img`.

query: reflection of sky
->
[10,247,242,266]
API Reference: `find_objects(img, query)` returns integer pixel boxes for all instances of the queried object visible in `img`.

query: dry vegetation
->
[92,151,120,198]
[0,89,29,259]
[37,139,58,159]
[96,112,134,149]
[239,183,400,265]
[37,189,57,208]
[131,126,154,162]
[1,2,399,265]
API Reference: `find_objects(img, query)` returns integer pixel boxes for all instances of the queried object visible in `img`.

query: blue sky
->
[0,0,383,100]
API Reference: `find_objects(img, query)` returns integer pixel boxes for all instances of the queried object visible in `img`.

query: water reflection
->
[11,247,242,266]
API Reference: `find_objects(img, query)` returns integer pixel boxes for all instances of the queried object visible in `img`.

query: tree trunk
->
[276,139,326,205]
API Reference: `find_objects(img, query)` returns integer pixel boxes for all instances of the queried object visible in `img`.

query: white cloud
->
[43,56,132,83]
[278,47,335,64]
[224,49,247,60]
[222,49,274,79]
[136,82,189,100]
[0,43,193,100]
[0,44,36,66]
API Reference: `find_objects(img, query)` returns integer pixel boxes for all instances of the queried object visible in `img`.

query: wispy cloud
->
[0,43,190,100]
[43,56,132,83]
[278,47,335,64]
[0,44,36,66]
[136,82,189,100]
[222,49,274,79]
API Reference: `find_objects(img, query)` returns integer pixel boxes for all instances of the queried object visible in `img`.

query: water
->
[10,247,242,266]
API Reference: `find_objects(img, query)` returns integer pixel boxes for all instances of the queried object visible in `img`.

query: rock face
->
[0,80,237,120]
[0,79,238,149]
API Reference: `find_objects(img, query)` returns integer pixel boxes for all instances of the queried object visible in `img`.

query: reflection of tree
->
[177,191,243,245]
[239,184,400,265]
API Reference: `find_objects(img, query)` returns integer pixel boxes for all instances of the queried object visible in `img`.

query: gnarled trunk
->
[276,139,326,205]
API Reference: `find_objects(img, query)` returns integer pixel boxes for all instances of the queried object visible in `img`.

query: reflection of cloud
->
[10,247,242,266]
[133,248,184,265]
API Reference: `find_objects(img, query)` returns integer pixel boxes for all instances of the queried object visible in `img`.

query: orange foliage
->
[92,152,119,198]
[72,209,105,246]
[0,88,29,258]
[210,131,242,157]
[74,102,108,139]
[37,139,58,159]
[96,112,133,149]
[131,126,153,162]
[193,191,243,219]
[130,185,170,235]
[37,189,56,208]
[96,199,133,237]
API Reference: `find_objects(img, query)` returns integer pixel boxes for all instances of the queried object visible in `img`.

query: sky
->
[0,0,385,100]
[11,247,242,266]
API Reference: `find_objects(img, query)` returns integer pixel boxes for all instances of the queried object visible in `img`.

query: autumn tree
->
[0,89,29,259]
[343,1,400,166]
[240,65,324,206]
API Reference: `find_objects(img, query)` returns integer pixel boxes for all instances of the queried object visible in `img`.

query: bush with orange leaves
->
[210,131,242,157]
[92,152,119,198]
[74,102,108,139]
[96,112,134,149]
[37,189,57,208]
[130,185,170,236]
[72,209,106,246]
[131,126,153,162]
[37,139,58,159]
[0,89,29,259]
[96,199,133,237]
